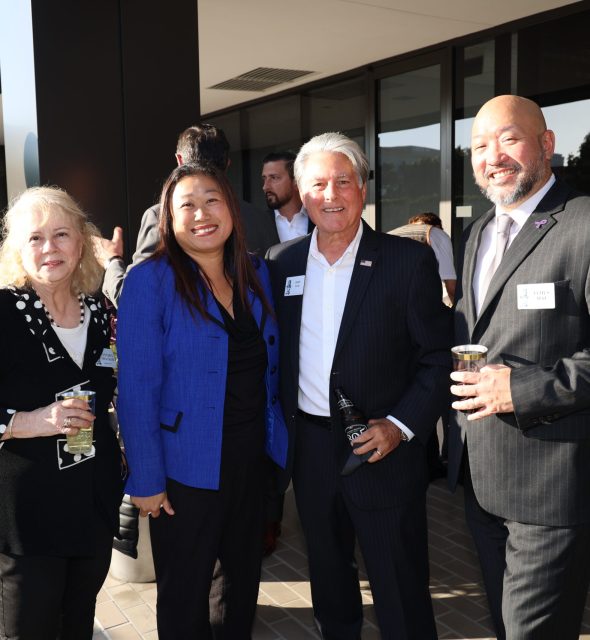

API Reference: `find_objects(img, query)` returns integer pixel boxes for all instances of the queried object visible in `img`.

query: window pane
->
[303,76,365,149]
[243,96,301,210]
[453,40,495,235]
[378,65,440,233]
[518,11,590,196]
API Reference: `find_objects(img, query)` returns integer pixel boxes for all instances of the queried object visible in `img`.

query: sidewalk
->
[93,479,590,639]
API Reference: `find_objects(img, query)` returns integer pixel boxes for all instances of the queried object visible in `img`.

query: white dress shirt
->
[274,207,309,243]
[473,174,556,315]
[298,223,414,439]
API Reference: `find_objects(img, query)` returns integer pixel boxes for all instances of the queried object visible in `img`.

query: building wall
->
[205,4,590,247]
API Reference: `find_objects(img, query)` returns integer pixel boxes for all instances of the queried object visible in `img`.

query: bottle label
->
[337,398,354,410]
[344,422,367,442]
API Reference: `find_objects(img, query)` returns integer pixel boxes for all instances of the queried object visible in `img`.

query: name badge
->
[96,347,117,368]
[284,275,305,297]
[517,283,556,310]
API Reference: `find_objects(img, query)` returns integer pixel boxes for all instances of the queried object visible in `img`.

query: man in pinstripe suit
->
[267,133,452,639]
[449,95,590,639]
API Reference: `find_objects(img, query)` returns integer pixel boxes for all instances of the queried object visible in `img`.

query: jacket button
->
[271,365,277,374]
[268,335,276,345]
[271,396,277,404]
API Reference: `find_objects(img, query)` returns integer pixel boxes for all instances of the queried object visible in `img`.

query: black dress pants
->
[149,425,266,640]
[0,519,113,640]
[293,414,437,640]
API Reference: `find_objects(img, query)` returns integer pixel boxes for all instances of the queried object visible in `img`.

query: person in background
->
[390,211,456,305]
[450,95,590,639]
[0,187,123,639]
[116,163,288,638]
[262,150,313,243]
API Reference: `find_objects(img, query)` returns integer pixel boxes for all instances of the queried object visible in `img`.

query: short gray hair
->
[294,132,369,189]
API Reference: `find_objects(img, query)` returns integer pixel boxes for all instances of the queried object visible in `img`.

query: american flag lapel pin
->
[360,259,372,267]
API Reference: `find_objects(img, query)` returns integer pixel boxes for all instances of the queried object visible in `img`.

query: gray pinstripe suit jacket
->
[449,179,590,526]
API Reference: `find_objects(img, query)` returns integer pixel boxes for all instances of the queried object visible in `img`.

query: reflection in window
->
[378,65,440,233]
[303,76,365,150]
[543,100,590,196]
[453,40,495,235]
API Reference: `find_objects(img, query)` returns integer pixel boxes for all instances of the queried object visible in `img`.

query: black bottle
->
[334,387,376,476]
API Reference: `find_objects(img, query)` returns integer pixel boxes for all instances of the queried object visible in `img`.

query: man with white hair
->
[267,132,451,639]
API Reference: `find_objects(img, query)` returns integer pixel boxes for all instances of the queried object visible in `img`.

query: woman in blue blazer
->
[117,163,288,639]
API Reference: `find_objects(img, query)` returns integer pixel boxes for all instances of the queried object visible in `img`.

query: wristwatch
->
[105,255,124,269]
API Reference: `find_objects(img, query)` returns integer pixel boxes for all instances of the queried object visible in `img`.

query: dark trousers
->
[149,426,266,640]
[0,520,112,640]
[293,414,437,640]
[464,464,590,640]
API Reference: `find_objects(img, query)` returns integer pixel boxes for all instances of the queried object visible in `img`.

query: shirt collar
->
[309,220,364,267]
[274,206,308,221]
[496,174,556,227]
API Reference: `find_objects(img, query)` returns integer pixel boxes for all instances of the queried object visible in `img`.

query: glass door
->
[377,58,442,234]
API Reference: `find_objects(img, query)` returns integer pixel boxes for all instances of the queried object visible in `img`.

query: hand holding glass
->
[58,390,96,454]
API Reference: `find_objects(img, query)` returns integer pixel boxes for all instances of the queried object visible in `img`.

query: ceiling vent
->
[209,67,314,92]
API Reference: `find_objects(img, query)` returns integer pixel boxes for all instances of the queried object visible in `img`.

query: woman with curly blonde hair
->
[0,186,123,639]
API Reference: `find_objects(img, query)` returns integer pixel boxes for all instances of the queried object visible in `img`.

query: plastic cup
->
[58,390,96,454]
[451,344,488,373]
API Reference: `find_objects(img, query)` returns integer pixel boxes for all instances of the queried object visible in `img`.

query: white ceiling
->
[198,0,579,115]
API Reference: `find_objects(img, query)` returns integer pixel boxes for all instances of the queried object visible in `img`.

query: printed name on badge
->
[284,275,305,297]
[517,283,556,310]
[96,347,117,367]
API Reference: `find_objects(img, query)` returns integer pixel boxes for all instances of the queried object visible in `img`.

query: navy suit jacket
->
[267,221,452,506]
[116,256,288,497]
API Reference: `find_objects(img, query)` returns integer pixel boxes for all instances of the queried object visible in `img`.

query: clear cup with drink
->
[451,344,488,373]
[58,390,96,454]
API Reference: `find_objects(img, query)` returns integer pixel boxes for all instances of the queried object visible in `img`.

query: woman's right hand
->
[131,492,175,518]
[10,399,95,439]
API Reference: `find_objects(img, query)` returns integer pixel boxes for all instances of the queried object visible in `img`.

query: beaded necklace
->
[40,292,85,327]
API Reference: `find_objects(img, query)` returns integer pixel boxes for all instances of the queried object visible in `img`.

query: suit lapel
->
[333,222,378,362]
[285,236,313,387]
[475,181,568,329]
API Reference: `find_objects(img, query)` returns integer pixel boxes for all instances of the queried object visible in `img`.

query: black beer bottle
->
[334,387,376,476]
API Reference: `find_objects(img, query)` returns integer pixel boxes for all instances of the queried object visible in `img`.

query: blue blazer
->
[116,255,288,497]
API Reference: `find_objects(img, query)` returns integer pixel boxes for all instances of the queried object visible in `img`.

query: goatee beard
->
[476,153,547,208]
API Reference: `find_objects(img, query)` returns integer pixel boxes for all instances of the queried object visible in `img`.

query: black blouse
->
[214,289,267,431]
[0,287,123,557]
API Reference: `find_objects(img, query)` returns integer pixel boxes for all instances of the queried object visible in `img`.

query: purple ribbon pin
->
[534,219,548,229]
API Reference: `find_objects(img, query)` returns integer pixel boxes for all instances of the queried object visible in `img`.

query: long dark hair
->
[153,163,273,320]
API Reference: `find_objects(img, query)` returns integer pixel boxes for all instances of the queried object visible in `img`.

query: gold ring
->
[376,449,382,456]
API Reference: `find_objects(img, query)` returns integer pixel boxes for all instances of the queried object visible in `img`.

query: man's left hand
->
[451,364,513,420]
[351,418,404,462]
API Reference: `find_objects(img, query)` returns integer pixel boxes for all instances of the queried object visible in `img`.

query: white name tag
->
[96,347,117,367]
[284,275,305,297]
[517,283,556,310]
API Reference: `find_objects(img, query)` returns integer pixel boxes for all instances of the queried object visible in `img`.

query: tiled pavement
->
[93,479,590,639]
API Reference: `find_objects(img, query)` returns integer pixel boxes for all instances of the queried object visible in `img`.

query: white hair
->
[294,132,369,189]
